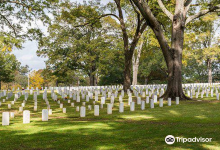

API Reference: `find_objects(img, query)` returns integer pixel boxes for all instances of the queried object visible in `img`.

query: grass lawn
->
[0,91,220,150]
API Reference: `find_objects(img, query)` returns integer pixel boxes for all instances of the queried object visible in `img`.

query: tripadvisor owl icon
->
[165,135,175,145]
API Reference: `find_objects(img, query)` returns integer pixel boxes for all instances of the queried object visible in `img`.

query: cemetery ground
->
[0,92,220,150]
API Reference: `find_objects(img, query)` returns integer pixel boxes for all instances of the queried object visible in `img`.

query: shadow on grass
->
[1,93,220,149]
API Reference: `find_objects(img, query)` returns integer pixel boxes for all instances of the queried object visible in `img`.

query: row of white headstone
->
[2,95,180,125]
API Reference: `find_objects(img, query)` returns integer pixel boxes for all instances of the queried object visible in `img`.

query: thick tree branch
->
[0,14,16,36]
[114,0,129,52]
[184,0,192,7]
[131,0,172,67]
[129,0,141,35]
[157,0,173,21]
[185,5,220,25]
[129,0,140,16]
[130,22,147,54]
[184,0,192,14]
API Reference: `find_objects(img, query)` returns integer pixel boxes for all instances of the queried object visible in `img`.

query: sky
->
[12,0,219,70]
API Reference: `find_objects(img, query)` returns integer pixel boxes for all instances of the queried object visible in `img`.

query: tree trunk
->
[207,58,212,83]
[162,56,189,100]
[0,80,1,90]
[132,38,143,85]
[132,64,138,85]
[89,64,96,86]
[162,4,190,100]
[89,74,95,86]
[77,77,80,86]
[145,78,148,84]
[123,54,132,91]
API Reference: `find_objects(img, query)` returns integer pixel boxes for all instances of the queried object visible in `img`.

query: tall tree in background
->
[0,52,20,89]
[71,0,148,89]
[183,13,220,83]
[197,14,220,83]
[132,34,145,85]
[38,1,111,86]
[131,0,220,99]
[105,0,147,90]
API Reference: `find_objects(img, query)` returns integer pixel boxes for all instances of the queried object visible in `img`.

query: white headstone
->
[153,95,157,103]
[130,102,135,111]
[80,106,86,117]
[60,103,63,108]
[146,96,149,103]
[176,97,179,105]
[42,109,48,121]
[101,97,105,104]
[107,104,112,114]
[63,108,66,113]
[34,106,37,111]
[128,96,132,105]
[77,96,80,102]
[94,105,99,116]
[76,106,79,111]
[137,97,141,105]
[49,109,52,115]
[23,110,30,124]
[10,112,14,118]
[141,101,145,110]
[168,98,171,106]
[86,95,90,102]
[119,102,124,113]
[159,98,163,107]
[2,112,9,125]
[88,105,92,110]
[150,99,154,108]
[19,107,23,112]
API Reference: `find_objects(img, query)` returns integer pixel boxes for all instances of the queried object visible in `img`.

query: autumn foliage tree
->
[30,70,44,89]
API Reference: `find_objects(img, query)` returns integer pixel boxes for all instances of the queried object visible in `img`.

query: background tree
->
[38,0,120,86]
[0,51,20,89]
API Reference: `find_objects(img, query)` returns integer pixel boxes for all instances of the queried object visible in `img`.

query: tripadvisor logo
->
[165,135,175,145]
[165,135,212,145]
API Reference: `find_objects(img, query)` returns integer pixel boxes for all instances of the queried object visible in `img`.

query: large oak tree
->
[131,0,220,99]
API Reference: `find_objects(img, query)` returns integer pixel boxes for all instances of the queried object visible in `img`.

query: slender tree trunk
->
[115,0,147,91]
[145,78,148,84]
[77,77,80,86]
[132,64,138,85]
[0,80,1,90]
[132,39,144,85]
[207,58,212,83]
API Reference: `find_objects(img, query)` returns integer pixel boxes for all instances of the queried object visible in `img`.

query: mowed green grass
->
[0,91,220,150]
